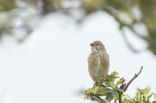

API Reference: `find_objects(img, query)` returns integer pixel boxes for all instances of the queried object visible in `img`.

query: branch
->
[103,7,147,41]
[118,92,122,103]
[89,95,110,103]
[114,99,117,103]
[124,66,143,92]
[117,66,143,103]
[121,30,143,53]
[118,83,125,103]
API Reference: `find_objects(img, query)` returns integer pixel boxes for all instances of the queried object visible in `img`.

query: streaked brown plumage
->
[88,41,109,84]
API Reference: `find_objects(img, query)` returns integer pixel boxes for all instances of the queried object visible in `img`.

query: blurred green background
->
[1,0,156,55]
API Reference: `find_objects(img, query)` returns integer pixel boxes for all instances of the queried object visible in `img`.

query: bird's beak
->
[90,43,93,46]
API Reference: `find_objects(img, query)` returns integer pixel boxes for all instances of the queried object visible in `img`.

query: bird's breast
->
[88,52,109,82]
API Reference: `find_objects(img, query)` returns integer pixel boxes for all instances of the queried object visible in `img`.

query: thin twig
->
[124,66,143,92]
[90,95,109,103]
[118,66,143,103]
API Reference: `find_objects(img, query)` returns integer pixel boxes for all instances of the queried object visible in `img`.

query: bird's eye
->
[96,43,99,45]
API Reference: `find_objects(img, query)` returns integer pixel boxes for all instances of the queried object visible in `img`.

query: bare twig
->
[89,95,109,103]
[117,66,143,103]
[124,66,143,92]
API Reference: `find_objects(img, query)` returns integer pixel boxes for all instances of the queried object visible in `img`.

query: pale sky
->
[0,12,155,103]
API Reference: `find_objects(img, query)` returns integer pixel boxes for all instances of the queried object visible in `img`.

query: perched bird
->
[88,41,110,84]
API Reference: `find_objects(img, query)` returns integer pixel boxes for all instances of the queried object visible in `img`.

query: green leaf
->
[153,101,156,103]
[143,95,146,102]
[109,82,116,88]
[106,93,114,102]
[116,80,123,85]
[111,90,117,98]
[0,0,16,11]
[147,94,152,102]
[144,87,151,95]
[85,86,100,95]
[99,88,112,95]
[116,87,123,93]
[154,93,156,99]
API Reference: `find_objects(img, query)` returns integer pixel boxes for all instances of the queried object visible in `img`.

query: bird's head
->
[90,40,106,52]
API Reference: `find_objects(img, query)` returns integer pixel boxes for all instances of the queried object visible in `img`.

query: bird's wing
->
[88,53,98,81]
[100,52,110,74]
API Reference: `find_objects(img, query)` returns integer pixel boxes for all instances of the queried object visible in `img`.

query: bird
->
[88,40,110,85]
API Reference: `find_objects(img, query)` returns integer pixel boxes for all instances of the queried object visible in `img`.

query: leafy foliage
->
[124,88,156,103]
[84,72,124,102]
[0,0,16,11]
[84,71,156,103]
